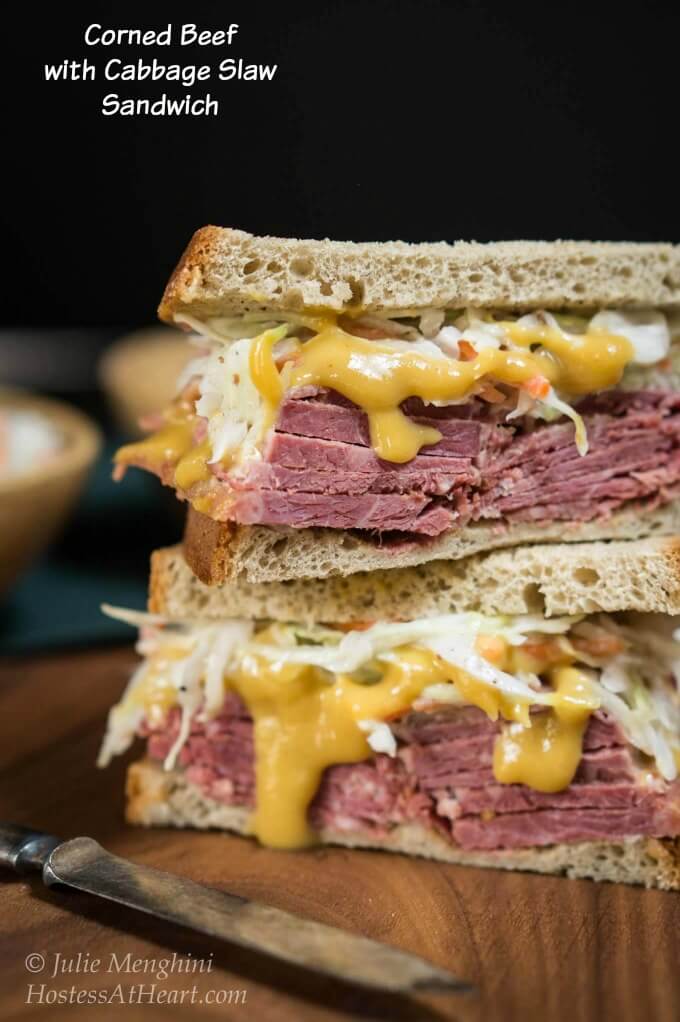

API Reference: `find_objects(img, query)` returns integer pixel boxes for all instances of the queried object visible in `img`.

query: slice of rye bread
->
[126,760,680,891]
[158,227,680,321]
[153,535,680,623]
[182,502,680,585]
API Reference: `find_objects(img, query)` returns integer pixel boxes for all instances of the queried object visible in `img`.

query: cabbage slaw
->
[98,606,680,782]
[171,307,672,468]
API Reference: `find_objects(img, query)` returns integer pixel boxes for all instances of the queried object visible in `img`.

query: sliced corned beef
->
[274,391,492,458]
[235,432,479,495]
[141,699,680,851]
[451,804,679,850]
[219,389,680,536]
[122,386,680,538]
[224,488,456,534]
[451,781,664,816]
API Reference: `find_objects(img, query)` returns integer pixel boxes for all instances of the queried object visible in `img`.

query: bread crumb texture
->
[159,228,680,320]
[151,533,680,624]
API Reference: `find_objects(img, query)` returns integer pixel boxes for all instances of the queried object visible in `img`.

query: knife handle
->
[0,823,61,874]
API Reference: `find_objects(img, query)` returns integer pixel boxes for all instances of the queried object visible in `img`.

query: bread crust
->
[182,502,680,586]
[159,227,680,321]
[181,510,237,587]
[126,760,680,891]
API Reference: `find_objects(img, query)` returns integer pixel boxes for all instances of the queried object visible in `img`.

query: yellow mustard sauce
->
[493,666,600,792]
[227,644,534,848]
[486,632,601,792]
[248,325,289,439]
[116,418,194,470]
[114,404,214,493]
[501,321,633,395]
[114,312,634,481]
[249,318,633,462]
[124,646,188,727]
[130,631,603,848]
[173,439,213,490]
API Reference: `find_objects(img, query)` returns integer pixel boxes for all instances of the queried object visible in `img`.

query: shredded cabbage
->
[506,389,536,422]
[98,617,253,770]
[358,719,397,757]
[97,659,150,768]
[195,331,288,465]
[430,325,462,357]
[460,320,506,351]
[419,308,446,338]
[590,309,670,366]
[203,621,254,716]
[368,337,450,360]
[164,630,213,769]
[538,387,588,455]
[248,613,579,674]
[571,615,680,780]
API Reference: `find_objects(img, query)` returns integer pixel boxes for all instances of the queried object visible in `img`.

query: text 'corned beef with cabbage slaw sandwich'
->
[98,538,680,889]
[113,229,680,585]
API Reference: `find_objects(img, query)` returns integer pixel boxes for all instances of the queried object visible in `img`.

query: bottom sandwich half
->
[99,538,680,889]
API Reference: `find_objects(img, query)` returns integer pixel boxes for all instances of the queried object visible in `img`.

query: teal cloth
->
[0,562,145,652]
[0,437,182,655]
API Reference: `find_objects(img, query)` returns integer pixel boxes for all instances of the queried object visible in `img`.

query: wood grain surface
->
[1,645,679,1022]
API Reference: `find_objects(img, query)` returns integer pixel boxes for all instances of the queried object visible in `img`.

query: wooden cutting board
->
[1,645,678,1022]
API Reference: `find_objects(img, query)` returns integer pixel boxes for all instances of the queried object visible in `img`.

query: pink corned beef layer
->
[217,389,680,535]
[141,697,680,851]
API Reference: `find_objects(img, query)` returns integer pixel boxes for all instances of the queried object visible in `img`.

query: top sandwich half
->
[115,228,680,584]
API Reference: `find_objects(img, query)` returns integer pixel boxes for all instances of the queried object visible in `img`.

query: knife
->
[0,823,465,995]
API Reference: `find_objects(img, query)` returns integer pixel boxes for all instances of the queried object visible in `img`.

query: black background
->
[1,0,679,647]
[2,0,679,328]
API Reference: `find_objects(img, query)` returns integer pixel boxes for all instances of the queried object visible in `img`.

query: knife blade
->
[0,823,466,995]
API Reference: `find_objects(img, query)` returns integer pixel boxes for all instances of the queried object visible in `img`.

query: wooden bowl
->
[99,327,194,437]
[0,390,101,598]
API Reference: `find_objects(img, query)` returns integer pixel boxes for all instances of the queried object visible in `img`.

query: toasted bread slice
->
[159,227,680,321]
[182,502,680,586]
[152,533,680,622]
[126,759,680,891]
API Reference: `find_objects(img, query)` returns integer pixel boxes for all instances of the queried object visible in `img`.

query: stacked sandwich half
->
[101,229,680,888]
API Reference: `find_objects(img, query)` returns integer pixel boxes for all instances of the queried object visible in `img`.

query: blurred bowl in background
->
[0,389,101,599]
[99,326,194,436]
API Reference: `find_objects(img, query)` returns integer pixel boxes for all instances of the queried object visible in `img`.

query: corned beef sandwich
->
[99,538,680,889]
[113,228,680,586]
